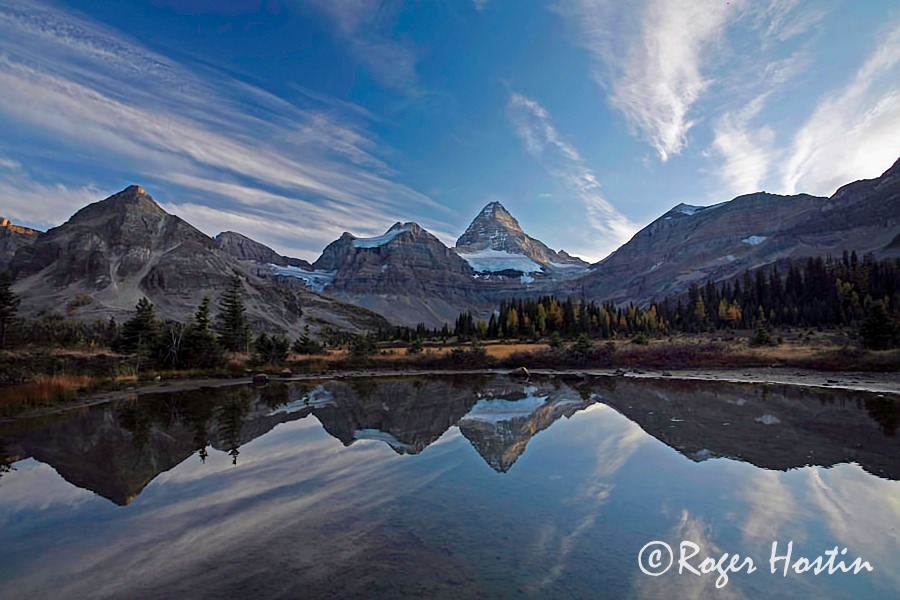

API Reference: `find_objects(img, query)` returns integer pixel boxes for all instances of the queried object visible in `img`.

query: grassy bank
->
[1,332,897,418]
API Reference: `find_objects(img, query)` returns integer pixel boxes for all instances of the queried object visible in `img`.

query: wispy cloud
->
[0,175,107,229]
[555,0,830,174]
[781,22,900,195]
[507,93,638,260]
[303,0,418,92]
[0,0,454,259]
[556,0,731,162]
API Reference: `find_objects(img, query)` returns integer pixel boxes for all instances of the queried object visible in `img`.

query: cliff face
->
[8,186,388,335]
[575,159,900,305]
[0,217,40,272]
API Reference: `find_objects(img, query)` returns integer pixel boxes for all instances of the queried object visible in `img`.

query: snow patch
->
[267,385,334,415]
[742,235,768,246]
[353,226,409,248]
[460,396,548,424]
[755,414,781,425]
[678,205,703,216]
[548,261,588,270]
[353,429,416,452]
[270,265,336,292]
[674,202,727,217]
[694,449,715,461]
[457,249,544,273]
[520,273,534,284]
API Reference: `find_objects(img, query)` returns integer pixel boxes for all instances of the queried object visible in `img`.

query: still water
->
[1,375,898,599]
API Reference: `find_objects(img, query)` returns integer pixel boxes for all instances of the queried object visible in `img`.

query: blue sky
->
[0,0,898,262]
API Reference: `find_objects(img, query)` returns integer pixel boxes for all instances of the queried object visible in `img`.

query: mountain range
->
[2,157,898,330]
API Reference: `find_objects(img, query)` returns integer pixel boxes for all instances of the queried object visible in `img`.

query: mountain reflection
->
[0,375,898,504]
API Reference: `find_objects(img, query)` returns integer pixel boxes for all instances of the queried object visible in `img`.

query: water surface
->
[1,375,898,599]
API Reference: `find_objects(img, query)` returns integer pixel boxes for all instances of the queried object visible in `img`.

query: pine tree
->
[181,296,224,368]
[859,300,898,350]
[216,276,250,353]
[0,272,20,349]
[117,297,158,354]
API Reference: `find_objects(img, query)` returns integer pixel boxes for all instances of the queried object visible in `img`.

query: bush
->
[254,332,290,366]
[749,321,774,347]
[349,334,377,359]
[859,300,899,350]
[293,335,326,355]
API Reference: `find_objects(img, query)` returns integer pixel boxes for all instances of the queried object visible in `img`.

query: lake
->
[1,375,898,599]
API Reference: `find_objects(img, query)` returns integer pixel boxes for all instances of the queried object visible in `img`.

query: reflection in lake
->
[0,375,898,599]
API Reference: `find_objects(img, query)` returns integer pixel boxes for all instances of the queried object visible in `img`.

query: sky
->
[0,0,898,263]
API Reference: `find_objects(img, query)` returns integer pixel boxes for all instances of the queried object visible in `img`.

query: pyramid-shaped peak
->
[103,185,164,211]
[482,201,508,213]
[64,185,167,227]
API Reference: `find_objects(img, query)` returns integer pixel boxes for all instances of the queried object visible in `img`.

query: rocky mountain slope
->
[214,231,312,269]
[8,186,387,335]
[576,158,900,305]
[275,222,489,327]
[6,157,898,331]
[0,217,40,272]
[273,204,591,326]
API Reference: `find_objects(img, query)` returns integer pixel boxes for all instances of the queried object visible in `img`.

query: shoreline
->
[3,366,898,423]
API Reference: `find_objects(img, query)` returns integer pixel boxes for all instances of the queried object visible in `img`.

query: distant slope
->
[214,231,312,269]
[576,158,900,305]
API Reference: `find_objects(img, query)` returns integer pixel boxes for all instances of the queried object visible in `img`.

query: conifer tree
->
[0,272,20,349]
[216,276,250,353]
[117,297,157,354]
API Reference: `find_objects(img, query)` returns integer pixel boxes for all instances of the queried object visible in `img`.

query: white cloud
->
[0,0,456,256]
[473,0,489,11]
[781,22,900,195]
[556,0,831,178]
[557,0,731,162]
[507,93,638,260]
[711,94,777,196]
[0,176,108,229]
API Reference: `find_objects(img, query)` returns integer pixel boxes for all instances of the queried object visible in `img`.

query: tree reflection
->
[181,390,218,463]
[865,397,900,437]
[258,381,290,410]
[0,438,15,486]
[216,388,253,465]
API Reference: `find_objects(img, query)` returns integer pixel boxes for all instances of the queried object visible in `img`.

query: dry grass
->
[0,374,96,415]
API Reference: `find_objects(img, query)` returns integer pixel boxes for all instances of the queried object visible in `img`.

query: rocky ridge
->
[214,231,312,269]
[575,158,900,305]
[0,217,40,271]
[8,186,388,335]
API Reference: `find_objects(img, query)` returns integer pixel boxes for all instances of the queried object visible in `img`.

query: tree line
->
[1,250,897,363]
[373,252,900,350]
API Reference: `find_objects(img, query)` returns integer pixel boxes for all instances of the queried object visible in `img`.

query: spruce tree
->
[859,300,897,350]
[216,276,250,353]
[0,272,20,349]
[117,297,158,354]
